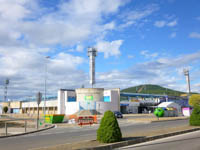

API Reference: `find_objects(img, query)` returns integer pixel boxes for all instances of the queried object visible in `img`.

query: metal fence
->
[0,117,46,136]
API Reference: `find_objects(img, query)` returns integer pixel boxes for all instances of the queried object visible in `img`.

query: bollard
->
[5,122,7,136]
[25,120,27,133]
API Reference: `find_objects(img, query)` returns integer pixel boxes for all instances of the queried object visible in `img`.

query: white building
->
[57,88,120,115]
[1,88,120,115]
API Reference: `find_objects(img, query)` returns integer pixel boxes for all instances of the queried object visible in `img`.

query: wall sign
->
[84,96,93,101]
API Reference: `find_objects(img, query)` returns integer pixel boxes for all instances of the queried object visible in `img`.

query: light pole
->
[4,78,9,102]
[44,56,50,116]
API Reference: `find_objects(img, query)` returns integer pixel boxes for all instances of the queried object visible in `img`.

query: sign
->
[78,116,94,126]
[36,92,42,105]
[68,96,76,102]
[84,96,93,101]
[104,96,110,102]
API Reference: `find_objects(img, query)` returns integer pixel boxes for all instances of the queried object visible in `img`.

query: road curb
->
[151,118,189,123]
[77,127,200,150]
[0,124,55,138]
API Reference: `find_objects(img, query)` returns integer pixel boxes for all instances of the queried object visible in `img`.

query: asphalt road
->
[118,130,200,150]
[0,119,189,150]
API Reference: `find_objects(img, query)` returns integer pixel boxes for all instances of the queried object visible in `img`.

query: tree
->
[189,94,200,106]
[190,105,200,126]
[3,106,8,113]
[97,110,122,143]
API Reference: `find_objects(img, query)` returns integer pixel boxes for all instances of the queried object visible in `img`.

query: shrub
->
[97,110,122,143]
[190,105,200,126]
[3,106,8,113]
[154,108,164,117]
[189,94,200,107]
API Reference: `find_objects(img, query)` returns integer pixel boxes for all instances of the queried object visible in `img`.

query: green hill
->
[121,84,186,96]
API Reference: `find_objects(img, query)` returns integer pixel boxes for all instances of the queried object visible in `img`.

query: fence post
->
[25,120,27,133]
[5,122,7,136]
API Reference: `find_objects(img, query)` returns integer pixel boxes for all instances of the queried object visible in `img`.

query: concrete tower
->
[88,47,97,87]
[183,68,191,95]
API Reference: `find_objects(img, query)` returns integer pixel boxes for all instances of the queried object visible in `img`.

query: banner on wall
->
[84,96,93,101]
[68,96,76,102]
[104,96,110,102]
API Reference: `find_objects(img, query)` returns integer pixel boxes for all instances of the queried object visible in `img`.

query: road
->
[118,130,200,150]
[0,119,189,150]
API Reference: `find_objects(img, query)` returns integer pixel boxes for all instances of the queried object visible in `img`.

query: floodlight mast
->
[183,68,191,96]
[88,47,97,88]
[4,79,9,102]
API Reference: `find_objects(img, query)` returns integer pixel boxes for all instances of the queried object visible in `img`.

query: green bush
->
[190,105,200,126]
[3,106,8,113]
[97,110,122,143]
[154,108,164,117]
[189,94,200,107]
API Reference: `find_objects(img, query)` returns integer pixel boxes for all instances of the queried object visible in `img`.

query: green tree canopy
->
[190,105,200,126]
[189,94,200,106]
[97,110,122,143]
[3,106,8,113]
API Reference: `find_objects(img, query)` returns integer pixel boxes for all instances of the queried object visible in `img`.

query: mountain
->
[121,84,186,96]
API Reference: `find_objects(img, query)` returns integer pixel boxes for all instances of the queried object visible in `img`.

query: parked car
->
[113,111,123,118]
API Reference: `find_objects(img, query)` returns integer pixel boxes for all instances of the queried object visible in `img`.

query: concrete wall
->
[22,100,57,108]
[57,89,76,114]
[76,88,104,102]
[10,101,21,108]
[65,102,79,115]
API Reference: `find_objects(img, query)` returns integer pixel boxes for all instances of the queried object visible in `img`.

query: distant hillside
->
[121,84,186,96]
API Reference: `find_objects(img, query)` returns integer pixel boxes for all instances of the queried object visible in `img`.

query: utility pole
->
[88,47,97,88]
[36,92,42,130]
[44,56,50,116]
[183,68,191,97]
[4,79,9,102]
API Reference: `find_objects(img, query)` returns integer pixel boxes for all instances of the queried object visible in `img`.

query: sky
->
[0,0,200,100]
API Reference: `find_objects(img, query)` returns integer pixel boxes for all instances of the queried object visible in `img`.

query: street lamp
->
[44,56,50,116]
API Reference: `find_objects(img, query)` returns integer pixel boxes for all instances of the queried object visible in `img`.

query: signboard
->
[104,96,110,102]
[36,92,42,105]
[68,96,76,102]
[84,96,93,101]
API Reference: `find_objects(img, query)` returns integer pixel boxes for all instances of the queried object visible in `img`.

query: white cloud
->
[170,32,176,38]
[96,51,200,92]
[127,55,134,59]
[189,32,200,39]
[154,20,177,28]
[140,50,158,58]
[0,46,87,99]
[96,40,123,58]
[76,45,84,52]
[154,21,166,28]
[0,0,30,21]
[167,20,177,27]
[119,4,159,28]
[0,0,125,47]
[196,17,200,21]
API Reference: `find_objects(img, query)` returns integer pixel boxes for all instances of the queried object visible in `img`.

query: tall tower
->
[183,69,191,96]
[88,47,97,88]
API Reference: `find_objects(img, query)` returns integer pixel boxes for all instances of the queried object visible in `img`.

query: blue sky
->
[0,0,200,99]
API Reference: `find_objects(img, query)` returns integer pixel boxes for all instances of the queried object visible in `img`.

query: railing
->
[0,117,47,137]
